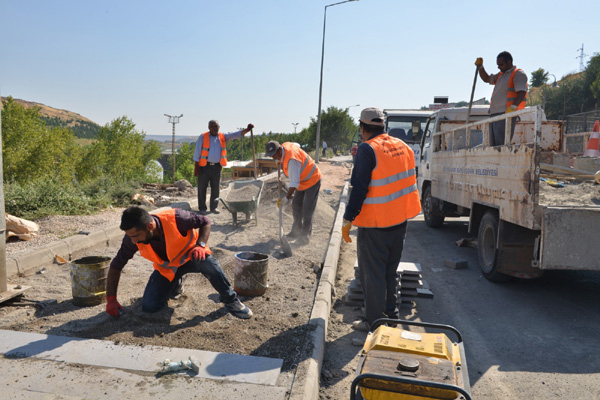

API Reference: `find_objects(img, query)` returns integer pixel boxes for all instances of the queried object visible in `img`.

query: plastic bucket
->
[70,256,111,307]
[233,252,269,296]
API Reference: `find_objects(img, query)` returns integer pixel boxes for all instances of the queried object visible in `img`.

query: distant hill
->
[1,97,101,139]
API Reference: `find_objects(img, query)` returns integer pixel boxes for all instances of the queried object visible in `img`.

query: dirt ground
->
[0,159,354,388]
[539,179,600,206]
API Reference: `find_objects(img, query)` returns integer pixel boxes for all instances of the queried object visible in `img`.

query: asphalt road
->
[401,215,600,399]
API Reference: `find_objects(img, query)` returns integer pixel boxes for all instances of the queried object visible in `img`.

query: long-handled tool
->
[278,165,293,257]
[466,64,479,125]
[250,128,257,179]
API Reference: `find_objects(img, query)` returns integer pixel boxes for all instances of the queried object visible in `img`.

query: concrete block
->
[444,258,468,269]
[574,157,600,173]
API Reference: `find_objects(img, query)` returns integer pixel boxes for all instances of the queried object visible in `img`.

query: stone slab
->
[0,329,282,386]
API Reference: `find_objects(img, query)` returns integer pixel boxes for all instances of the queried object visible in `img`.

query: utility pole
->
[292,123,299,134]
[577,43,587,72]
[164,114,183,183]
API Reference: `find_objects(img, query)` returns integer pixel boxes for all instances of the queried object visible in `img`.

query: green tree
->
[305,106,358,152]
[530,68,549,88]
[175,142,196,183]
[1,97,81,184]
[584,53,600,108]
[77,116,158,182]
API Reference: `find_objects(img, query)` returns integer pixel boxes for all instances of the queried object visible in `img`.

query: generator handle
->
[350,372,472,400]
[370,318,464,343]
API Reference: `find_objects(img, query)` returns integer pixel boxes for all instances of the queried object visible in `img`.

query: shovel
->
[278,165,293,257]
[466,64,479,125]
[250,128,258,179]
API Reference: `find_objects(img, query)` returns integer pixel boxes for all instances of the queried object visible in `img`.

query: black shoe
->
[210,209,220,214]
[198,210,208,215]
[286,231,300,240]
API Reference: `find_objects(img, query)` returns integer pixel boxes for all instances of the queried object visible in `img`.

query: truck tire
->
[423,186,444,228]
[478,211,510,282]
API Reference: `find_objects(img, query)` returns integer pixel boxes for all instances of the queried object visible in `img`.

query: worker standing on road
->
[193,120,254,214]
[105,206,252,319]
[265,140,322,246]
[342,107,421,332]
[322,140,327,158]
[475,51,528,146]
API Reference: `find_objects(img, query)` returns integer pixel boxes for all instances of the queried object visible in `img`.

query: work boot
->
[224,298,253,319]
[294,235,310,246]
[170,277,185,300]
[286,230,301,240]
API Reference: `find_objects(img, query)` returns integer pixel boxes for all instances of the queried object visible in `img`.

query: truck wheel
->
[423,186,444,228]
[478,211,510,282]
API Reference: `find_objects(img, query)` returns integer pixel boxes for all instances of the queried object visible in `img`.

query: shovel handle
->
[466,65,479,125]
[250,129,257,179]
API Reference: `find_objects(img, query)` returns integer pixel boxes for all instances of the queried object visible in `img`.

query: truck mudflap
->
[540,206,600,270]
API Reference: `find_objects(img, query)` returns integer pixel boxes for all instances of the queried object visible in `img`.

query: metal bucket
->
[233,252,269,296]
[70,256,111,307]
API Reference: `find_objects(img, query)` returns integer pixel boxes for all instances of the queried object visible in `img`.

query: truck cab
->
[384,109,433,165]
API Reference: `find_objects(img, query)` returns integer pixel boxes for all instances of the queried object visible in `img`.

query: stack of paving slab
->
[345,260,433,309]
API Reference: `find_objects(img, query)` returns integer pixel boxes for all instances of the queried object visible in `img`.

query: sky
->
[1,0,598,137]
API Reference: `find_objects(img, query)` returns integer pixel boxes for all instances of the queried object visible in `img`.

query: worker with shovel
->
[475,51,528,145]
[265,140,321,246]
[105,206,252,319]
[342,107,421,332]
[193,121,254,214]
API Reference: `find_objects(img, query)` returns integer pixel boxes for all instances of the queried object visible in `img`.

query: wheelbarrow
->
[218,179,264,226]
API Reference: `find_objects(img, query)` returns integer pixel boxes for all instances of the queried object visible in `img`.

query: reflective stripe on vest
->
[282,142,321,191]
[496,68,528,111]
[198,132,227,167]
[352,134,421,228]
[136,209,204,282]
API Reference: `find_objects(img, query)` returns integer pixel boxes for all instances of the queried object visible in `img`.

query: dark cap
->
[264,140,281,157]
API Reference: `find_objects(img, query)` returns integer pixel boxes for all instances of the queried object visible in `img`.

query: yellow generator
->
[350,319,471,400]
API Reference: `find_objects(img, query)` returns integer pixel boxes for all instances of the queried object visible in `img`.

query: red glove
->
[194,163,200,177]
[106,295,123,317]
[247,123,254,130]
[190,245,207,261]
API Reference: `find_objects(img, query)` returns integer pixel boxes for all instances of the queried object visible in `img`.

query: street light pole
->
[315,0,358,163]
[292,123,299,134]
[164,113,183,183]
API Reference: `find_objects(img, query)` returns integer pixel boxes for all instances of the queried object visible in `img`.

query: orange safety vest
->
[136,209,211,282]
[496,68,528,111]
[282,142,321,191]
[198,132,227,167]
[352,134,421,228]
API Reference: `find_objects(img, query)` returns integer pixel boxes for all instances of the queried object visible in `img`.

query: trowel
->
[278,165,293,257]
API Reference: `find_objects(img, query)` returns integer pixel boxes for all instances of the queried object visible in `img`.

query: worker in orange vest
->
[476,51,528,145]
[193,120,254,214]
[105,206,252,319]
[341,107,421,332]
[265,141,321,246]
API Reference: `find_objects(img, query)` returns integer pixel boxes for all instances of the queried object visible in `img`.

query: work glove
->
[342,219,352,243]
[106,295,123,317]
[277,197,290,208]
[475,57,483,67]
[507,105,517,113]
[190,245,207,261]
[193,163,200,177]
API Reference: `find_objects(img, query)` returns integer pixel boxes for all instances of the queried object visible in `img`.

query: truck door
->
[418,115,436,192]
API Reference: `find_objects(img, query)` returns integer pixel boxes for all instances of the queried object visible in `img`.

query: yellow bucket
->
[70,256,111,307]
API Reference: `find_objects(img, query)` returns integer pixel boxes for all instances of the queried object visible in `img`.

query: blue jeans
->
[141,254,237,313]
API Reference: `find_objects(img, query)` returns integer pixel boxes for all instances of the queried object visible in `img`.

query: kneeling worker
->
[105,206,252,319]
[265,141,321,246]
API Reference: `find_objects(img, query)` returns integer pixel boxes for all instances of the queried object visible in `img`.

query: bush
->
[5,179,95,220]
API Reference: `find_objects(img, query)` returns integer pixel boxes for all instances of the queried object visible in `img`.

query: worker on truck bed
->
[264,140,321,246]
[193,120,254,215]
[341,107,421,332]
[105,206,252,319]
[475,51,528,146]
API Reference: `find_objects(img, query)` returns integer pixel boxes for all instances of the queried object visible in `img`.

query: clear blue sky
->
[1,0,598,137]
